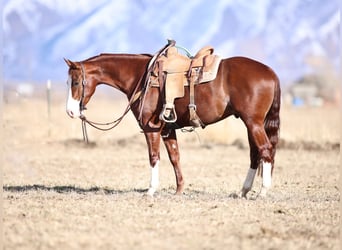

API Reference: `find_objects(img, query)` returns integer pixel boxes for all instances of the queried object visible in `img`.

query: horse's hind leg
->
[162,129,184,195]
[241,121,273,198]
[239,133,259,198]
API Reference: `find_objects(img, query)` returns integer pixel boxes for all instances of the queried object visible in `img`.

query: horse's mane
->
[84,53,152,62]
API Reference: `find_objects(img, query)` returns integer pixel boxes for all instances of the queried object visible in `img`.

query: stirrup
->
[160,104,177,123]
[188,104,205,128]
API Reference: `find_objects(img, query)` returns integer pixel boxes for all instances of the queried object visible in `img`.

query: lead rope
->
[79,63,89,143]
[82,119,89,143]
[80,89,140,143]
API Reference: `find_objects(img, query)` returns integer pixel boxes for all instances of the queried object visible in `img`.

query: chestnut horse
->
[64,49,280,198]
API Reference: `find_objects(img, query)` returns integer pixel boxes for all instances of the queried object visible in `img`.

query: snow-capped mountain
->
[3,0,340,85]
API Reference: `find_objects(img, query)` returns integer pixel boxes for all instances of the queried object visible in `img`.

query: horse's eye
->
[72,82,79,87]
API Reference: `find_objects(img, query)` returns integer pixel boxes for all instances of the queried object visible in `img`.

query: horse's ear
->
[64,58,78,69]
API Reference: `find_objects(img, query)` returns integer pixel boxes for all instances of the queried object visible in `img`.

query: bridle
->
[79,63,88,112]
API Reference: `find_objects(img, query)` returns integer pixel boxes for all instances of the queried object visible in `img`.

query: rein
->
[137,39,176,122]
[79,63,143,143]
[78,40,176,143]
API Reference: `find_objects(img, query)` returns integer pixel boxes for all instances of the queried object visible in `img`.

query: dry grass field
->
[3,87,340,250]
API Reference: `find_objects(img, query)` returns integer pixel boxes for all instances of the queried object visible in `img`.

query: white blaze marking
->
[240,168,257,198]
[66,76,81,118]
[147,161,159,196]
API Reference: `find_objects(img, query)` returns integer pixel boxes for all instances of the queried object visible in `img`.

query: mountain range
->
[3,0,340,85]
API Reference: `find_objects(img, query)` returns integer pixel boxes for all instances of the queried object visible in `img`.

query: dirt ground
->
[3,87,340,250]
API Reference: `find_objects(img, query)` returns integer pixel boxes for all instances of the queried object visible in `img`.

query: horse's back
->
[222,56,278,80]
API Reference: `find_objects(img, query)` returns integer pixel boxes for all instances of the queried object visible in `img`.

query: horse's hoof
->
[146,187,157,197]
[257,187,268,198]
[228,191,247,200]
[229,192,246,199]
[228,193,239,199]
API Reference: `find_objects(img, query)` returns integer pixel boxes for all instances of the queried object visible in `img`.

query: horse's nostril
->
[67,110,74,118]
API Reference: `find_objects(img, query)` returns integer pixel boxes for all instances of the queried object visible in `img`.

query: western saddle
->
[148,40,221,128]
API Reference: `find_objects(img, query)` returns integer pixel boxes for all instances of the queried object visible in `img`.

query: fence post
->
[47,79,51,136]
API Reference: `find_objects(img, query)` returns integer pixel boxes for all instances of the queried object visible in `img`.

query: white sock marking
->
[243,168,257,190]
[262,161,272,188]
[147,161,159,196]
[259,161,272,197]
[240,168,257,198]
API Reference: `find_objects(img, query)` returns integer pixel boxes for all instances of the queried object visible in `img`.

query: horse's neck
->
[94,54,150,97]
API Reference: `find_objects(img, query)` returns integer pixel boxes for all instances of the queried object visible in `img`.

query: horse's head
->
[64,58,95,118]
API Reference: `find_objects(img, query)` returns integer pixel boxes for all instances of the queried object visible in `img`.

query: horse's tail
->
[264,75,281,174]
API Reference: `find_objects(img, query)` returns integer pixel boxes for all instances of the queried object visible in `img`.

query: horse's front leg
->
[162,129,184,195]
[144,131,161,196]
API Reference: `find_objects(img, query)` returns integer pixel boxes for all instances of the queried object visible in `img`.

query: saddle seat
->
[149,42,221,126]
[151,45,221,87]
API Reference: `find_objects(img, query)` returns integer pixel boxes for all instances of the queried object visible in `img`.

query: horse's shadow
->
[3,185,259,200]
[3,184,148,195]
